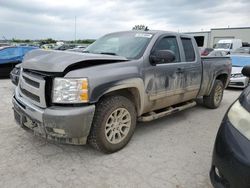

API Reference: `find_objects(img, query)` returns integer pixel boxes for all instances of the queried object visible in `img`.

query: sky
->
[0,0,250,40]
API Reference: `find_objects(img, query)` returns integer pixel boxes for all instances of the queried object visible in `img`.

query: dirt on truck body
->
[12,30,232,153]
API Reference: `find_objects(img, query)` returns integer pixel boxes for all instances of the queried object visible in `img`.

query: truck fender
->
[91,78,145,116]
[207,72,229,95]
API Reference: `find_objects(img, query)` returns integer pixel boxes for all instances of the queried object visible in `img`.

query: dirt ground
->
[0,79,242,188]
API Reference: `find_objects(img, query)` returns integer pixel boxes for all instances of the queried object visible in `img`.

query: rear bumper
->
[210,117,250,188]
[12,90,95,145]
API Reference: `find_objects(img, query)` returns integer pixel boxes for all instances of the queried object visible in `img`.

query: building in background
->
[186,27,250,48]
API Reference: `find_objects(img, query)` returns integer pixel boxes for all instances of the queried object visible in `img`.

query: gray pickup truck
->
[12,30,231,153]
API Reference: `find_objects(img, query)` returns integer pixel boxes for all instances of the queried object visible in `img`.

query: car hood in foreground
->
[21,49,128,73]
[239,86,250,112]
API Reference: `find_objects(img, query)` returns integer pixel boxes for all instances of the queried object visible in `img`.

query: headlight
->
[231,73,244,78]
[228,100,250,140]
[52,78,89,103]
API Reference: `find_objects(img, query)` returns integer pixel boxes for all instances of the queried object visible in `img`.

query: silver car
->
[229,66,249,88]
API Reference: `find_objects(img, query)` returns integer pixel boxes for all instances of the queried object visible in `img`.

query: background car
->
[228,53,250,88]
[53,44,77,51]
[66,46,86,53]
[0,46,37,77]
[207,50,227,57]
[214,39,242,54]
[0,43,10,47]
[199,47,214,56]
[231,47,250,55]
[210,65,250,188]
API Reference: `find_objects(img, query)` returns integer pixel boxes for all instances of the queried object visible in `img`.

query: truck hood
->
[22,49,128,73]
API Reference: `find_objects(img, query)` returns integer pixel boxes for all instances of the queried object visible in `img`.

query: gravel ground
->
[0,79,242,188]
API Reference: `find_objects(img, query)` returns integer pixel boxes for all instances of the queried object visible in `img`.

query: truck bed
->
[198,56,232,97]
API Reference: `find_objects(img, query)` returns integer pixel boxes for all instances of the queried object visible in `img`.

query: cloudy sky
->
[0,0,250,40]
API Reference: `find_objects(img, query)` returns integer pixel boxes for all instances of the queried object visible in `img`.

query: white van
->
[214,39,242,53]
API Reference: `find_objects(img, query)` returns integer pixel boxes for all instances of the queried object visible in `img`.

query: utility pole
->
[74,16,77,43]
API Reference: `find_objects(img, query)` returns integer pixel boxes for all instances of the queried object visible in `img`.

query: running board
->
[138,101,196,122]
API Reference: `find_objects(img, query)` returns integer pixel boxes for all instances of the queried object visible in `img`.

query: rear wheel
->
[203,80,224,109]
[87,95,136,153]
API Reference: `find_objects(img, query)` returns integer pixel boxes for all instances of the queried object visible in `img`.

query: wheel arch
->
[91,78,145,116]
[207,73,229,96]
[216,74,229,88]
[99,87,142,116]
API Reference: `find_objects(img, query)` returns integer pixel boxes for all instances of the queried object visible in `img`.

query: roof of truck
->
[110,30,192,38]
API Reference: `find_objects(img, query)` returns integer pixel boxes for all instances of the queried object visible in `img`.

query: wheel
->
[87,95,136,153]
[203,80,224,109]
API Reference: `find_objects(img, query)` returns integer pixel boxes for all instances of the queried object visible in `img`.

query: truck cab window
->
[181,38,196,62]
[154,36,180,62]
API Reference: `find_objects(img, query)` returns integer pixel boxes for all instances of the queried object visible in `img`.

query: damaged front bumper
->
[12,90,95,145]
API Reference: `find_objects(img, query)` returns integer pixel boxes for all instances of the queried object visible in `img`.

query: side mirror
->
[150,50,175,64]
[242,66,250,77]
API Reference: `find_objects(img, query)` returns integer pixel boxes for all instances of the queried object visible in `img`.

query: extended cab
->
[12,31,232,153]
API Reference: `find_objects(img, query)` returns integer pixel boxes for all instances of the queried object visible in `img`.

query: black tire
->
[87,95,136,153]
[203,80,224,109]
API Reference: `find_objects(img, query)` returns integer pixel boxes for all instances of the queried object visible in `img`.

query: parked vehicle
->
[54,44,77,51]
[231,47,250,55]
[207,50,227,57]
[66,46,86,53]
[0,43,9,47]
[12,30,231,153]
[0,46,37,77]
[210,65,250,188]
[228,54,250,88]
[199,47,214,56]
[215,39,242,54]
[41,44,55,50]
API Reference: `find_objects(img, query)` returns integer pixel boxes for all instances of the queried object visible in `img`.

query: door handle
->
[176,68,184,73]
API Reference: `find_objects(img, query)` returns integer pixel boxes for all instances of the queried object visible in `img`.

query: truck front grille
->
[20,87,40,102]
[18,70,47,108]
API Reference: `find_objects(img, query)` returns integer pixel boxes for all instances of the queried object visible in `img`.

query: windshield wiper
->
[99,52,118,56]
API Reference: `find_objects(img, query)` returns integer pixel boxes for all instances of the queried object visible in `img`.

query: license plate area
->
[13,108,45,136]
[14,110,22,125]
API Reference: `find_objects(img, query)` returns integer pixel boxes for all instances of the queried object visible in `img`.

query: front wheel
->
[203,80,224,109]
[87,95,136,153]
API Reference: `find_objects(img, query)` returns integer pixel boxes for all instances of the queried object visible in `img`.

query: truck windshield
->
[215,43,231,49]
[84,32,153,59]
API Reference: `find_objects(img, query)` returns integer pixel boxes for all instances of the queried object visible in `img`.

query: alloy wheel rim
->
[104,108,131,144]
[214,85,223,105]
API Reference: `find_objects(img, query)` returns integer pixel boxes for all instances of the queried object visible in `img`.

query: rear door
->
[178,37,202,100]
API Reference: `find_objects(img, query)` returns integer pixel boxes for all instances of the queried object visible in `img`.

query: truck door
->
[149,35,185,110]
[149,35,201,110]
